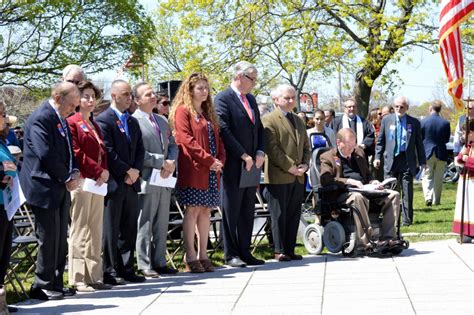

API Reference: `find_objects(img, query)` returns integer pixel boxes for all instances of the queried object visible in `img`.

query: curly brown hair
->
[169,73,218,129]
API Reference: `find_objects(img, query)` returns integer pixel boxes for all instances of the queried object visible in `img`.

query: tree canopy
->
[154,0,440,116]
[0,0,154,87]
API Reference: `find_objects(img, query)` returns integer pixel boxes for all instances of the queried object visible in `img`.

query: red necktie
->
[241,93,254,123]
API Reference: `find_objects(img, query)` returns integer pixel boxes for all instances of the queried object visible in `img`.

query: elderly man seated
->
[319,128,400,253]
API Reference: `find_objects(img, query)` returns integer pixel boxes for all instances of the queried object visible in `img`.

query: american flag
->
[439,0,474,111]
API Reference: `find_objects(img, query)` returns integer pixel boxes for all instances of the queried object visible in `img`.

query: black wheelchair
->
[303,147,409,257]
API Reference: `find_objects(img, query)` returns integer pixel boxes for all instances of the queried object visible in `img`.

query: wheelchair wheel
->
[323,221,346,253]
[303,224,324,255]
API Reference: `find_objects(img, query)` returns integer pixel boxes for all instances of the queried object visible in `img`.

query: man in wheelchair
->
[319,128,405,255]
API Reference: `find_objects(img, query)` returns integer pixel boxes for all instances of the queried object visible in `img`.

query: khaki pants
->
[338,190,400,246]
[68,181,104,285]
[422,155,446,205]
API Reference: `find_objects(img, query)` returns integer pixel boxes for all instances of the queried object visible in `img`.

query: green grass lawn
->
[5,181,460,304]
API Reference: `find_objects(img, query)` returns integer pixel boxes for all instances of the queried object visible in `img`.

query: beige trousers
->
[68,181,104,285]
[422,155,446,205]
[339,190,400,246]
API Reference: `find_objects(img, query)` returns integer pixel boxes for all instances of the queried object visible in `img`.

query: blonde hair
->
[169,73,218,129]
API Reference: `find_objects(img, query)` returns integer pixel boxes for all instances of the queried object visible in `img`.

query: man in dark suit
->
[20,82,80,300]
[262,84,311,261]
[421,100,450,206]
[333,98,375,157]
[95,80,145,284]
[320,128,400,250]
[215,61,265,267]
[374,96,426,226]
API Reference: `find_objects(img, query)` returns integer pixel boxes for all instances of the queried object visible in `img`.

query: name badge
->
[116,120,125,133]
[389,125,396,130]
[407,124,412,133]
[57,123,66,137]
[79,122,89,132]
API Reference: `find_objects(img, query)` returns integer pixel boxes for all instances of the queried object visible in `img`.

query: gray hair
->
[270,84,295,99]
[62,64,85,80]
[394,95,409,106]
[231,61,257,80]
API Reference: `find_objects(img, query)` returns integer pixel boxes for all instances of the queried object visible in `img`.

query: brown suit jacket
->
[319,147,371,189]
[262,109,311,185]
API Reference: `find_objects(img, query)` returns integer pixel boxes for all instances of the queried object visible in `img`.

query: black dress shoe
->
[225,257,247,268]
[154,266,179,274]
[59,287,76,297]
[8,306,18,313]
[103,276,125,286]
[122,273,146,283]
[241,255,265,265]
[29,287,63,301]
[287,253,303,260]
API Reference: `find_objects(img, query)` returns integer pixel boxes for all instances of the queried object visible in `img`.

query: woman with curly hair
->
[169,73,226,273]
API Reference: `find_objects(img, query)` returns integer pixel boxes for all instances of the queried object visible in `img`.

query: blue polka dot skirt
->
[177,120,220,207]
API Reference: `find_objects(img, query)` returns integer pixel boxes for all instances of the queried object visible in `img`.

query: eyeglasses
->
[160,101,170,107]
[394,105,406,109]
[244,74,257,83]
[66,79,80,85]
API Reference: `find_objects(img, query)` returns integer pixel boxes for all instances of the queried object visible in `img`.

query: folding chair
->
[251,189,272,253]
[166,197,184,269]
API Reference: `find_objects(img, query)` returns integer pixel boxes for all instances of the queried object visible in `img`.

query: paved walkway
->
[14,239,473,315]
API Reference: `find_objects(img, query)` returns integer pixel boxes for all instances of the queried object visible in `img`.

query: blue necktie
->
[395,117,401,156]
[120,111,130,141]
[60,118,73,173]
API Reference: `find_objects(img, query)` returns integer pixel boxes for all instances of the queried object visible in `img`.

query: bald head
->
[52,82,80,118]
[110,80,132,112]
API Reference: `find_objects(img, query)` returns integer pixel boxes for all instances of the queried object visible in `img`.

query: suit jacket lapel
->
[406,115,412,145]
[229,89,254,124]
[276,110,297,144]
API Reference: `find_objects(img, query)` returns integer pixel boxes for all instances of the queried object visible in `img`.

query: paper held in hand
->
[359,177,397,191]
[149,168,177,188]
[82,178,108,196]
[3,176,26,221]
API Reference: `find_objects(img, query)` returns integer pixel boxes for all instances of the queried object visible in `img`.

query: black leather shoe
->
[29,287,63,301]
[59,287,76,297]
[288,253,303,260]
[241,255,265,265]
[425,200,432,207]
[154,266,179,274]
[103,275,126,286]
[225,257,247,268]
[122,273,146,283]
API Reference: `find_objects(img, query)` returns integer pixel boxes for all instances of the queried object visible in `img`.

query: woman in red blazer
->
[169,73,225,273]
[67,81,110,292]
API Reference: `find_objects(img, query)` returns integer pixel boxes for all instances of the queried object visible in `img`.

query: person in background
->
[306,110,336,150]
[453,100,474,158]
[297,111,308,128]
[62,65,85,85]
[374,96,426,226]
[155,92,170,118]
[170,73,225,273]
[324,109,335,129]
[0,101,19,314]
[380,105,394,119]
[13,127,23,151]
[368,107,383,181]
[66,81,111,292]
[421,100,450,206]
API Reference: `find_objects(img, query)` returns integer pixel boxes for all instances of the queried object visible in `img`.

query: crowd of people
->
[0,60,472,314]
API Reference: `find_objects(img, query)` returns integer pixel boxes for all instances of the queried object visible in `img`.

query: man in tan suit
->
[262,84,311,261]
[320,128,400,250]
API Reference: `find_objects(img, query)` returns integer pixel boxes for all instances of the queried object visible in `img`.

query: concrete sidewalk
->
[14,239,473,315]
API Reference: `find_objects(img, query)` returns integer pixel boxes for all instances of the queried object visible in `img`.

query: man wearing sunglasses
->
[374,96,426,227]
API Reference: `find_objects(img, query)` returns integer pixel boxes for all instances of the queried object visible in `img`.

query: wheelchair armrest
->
[318,184,346,194]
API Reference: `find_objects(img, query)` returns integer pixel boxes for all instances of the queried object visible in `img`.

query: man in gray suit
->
[374,96,426,226]
[132,82,179,277]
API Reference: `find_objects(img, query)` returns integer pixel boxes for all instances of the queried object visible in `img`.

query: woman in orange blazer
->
[67,81,110,292]
[169,73,225,273]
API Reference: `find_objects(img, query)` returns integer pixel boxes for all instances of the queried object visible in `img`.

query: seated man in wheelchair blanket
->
[319,128,400,250]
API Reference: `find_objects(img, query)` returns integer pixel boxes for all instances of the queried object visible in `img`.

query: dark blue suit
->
[421,113,450,162]
[376,113,426,225]
[95,107,144,278]
[20,100,77,291]
[421,113,450,204]
[215,87,264,260]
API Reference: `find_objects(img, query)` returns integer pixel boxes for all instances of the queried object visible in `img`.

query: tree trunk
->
[353,71,373,119]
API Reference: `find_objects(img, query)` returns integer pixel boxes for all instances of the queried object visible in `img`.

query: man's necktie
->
[149,114,163,149]
[287,113,296,129]
[60,118,73,173]
[395,117,401,156]
[120,111,130,141]
[240,93,254,123]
